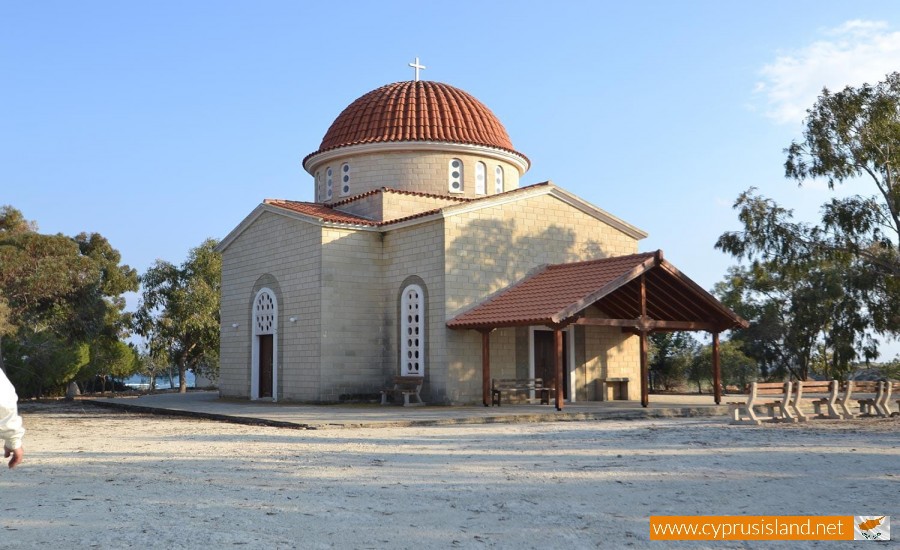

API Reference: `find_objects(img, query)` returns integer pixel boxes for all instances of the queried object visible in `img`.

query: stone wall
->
[442,192,641,403]
[311,150,521,203]
[218,211,323,401]
[317,227,385,401]
[382,219,447,401]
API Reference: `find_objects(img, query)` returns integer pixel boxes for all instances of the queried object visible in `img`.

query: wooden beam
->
[640,273,649,408]
[480,330,491,407]
[574,318,720,332]
[574,317,638,327]
[712,331,721,405]
[554,328,564,411]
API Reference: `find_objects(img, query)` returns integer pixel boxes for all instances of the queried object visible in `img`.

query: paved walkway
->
[89,391,731,429]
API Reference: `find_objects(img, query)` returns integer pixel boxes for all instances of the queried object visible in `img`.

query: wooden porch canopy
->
[447,250,748,410]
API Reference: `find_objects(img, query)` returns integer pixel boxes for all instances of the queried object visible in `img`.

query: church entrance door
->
[533,330,568,400]
[258,334,273,399]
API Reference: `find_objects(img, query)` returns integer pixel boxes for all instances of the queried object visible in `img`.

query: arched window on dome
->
[315,171,323,202]
[475,162,486,195]
[326,167,334,200]
[448,159,464,194]
[400,283,425,377]
[340,163,351,196]
[495,165,505,194]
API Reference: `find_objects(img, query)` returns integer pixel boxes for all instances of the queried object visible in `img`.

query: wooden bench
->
[728,381,795,425]
[852,380,886,417]
[886,380,900,417]
[491,378,553,406]
[788,380,841,421]
[380,376,425,407]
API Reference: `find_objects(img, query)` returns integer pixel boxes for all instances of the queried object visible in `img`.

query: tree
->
[84,339,139,394]
[713,257,876,381]
[136,348,171,393]
[0,207,138,396]
[648,332,698,391]
[718,73,900,335]
[134,239,221,393]
[690,340,756,393]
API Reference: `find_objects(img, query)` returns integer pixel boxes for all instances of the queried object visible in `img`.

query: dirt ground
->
[1,402,897,549]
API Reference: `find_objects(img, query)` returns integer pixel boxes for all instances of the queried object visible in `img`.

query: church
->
[216,63,746,407]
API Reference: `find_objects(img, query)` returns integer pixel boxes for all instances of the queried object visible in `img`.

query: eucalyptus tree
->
[134,239,221,393]
[717,73,900,375]
[719,73,900,329]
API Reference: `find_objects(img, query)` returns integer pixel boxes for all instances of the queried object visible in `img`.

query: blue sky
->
[3,1,899,358]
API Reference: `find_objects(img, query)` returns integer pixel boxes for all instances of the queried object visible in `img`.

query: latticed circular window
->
[326,167,334,200]
[475,161,486,195]
[400,284,424,376]
[254,290,276,335]
[448,159,463,193]
[340,163,351,196]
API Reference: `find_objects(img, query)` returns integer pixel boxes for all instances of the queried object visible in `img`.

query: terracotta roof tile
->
[330,187,472,208]
[303,81,527,165]
[448,253,657,328]
[265,183,554,228]
[263,199,379,226]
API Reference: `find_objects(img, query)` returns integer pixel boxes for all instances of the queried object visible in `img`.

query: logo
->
[855,516,890,541]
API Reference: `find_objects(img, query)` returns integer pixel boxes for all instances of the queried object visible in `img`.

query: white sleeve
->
[0,370,25,450]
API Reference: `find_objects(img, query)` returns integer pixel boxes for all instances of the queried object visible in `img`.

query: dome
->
[303,81,526,165]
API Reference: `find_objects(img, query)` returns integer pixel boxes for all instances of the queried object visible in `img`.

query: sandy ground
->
[1,402,897,549]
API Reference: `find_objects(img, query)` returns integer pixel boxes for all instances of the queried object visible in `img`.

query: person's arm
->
[0,371,25,468]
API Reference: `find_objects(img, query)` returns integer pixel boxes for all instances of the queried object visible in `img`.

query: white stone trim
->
[304,141,530,176]
[250,287,278,402]
[528,326,576,403]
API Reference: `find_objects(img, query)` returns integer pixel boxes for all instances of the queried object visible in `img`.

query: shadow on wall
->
[445,218,609,314]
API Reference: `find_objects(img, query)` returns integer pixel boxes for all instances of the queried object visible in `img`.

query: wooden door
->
[258,334,273,398]
[534,331,568,399]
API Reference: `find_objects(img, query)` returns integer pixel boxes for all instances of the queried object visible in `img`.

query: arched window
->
[400,284,424,376]
[326,167,334,200]
[315,171,323,202]
[253,290,276,336]
[251,288,278,401]
[475,162,486,195]
[448,159,464,193]
[340,162,351,196]
[495,165,505,194]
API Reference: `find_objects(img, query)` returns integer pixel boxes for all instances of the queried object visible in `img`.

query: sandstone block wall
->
[313,151,521,203]
[219,211,323,401]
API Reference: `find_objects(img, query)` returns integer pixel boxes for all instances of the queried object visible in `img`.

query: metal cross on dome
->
[408,57,426,81]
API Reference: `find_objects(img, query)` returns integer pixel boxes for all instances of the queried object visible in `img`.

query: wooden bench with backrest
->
[851,380,886,417]
[491,378,553,406]
[380,376,425,407]
[787,380,841,421]
[728,381,795,425]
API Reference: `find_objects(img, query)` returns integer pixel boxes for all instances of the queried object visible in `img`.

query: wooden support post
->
[480,329,491,407]
[554,327,564,411]
[712,331,722,405]
[639,273,649,408]
[640,330,649,408]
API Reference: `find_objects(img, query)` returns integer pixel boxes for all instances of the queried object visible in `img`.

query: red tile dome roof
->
[304,81,525,163]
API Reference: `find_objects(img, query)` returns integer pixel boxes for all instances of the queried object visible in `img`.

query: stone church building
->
[216,75,745,407]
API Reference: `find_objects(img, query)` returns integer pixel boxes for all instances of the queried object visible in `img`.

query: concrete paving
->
[89,391,731,429]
